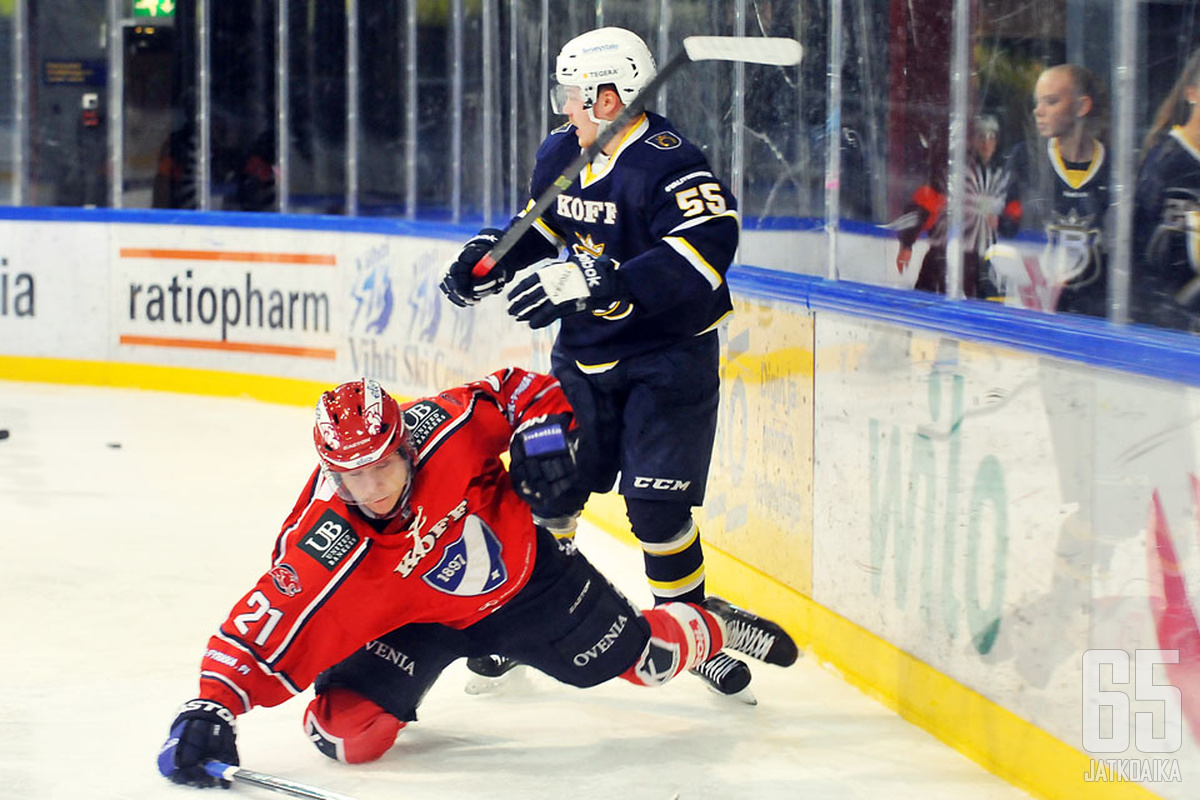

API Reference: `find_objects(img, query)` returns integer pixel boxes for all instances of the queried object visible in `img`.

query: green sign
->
[132,0,175,17]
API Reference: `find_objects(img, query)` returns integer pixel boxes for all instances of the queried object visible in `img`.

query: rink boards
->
[1,211,1196,799]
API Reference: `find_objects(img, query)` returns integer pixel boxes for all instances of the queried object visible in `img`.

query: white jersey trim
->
[1169,126,1200,164]
[200,670,254,714]
[263,539,371,665]
[667,208,741,234]
[212,630,304,696]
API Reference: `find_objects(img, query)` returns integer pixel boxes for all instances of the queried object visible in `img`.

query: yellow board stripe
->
[582,490,1160,800]
[0,355,332,408]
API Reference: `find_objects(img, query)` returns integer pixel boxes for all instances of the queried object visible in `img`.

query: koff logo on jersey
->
[556,193,618,225]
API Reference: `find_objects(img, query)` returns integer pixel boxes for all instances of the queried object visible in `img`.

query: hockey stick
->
[471,35,803,278]
[204,760,358,800]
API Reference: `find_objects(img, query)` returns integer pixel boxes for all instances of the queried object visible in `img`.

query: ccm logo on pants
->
[633,477,692,491]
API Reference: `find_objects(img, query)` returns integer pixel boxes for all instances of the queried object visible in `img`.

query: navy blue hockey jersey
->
[1133,127,1200,331]
[1005,136,1109,317]
[507,112,739,367]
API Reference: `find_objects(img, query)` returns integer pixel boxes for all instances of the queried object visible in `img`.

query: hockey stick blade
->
[204,760,359,800]
[683,36,803,66]
[469,35,802,279]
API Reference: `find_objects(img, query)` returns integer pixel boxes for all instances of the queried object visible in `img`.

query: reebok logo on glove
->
[573,252,605,288]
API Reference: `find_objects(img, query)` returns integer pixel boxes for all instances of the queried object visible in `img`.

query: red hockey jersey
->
[194,368,574,715]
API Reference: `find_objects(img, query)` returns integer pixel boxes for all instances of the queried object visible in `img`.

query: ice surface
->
[0,381,1029,799]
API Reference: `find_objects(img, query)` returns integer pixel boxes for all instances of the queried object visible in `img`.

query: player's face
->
[1033,71,1081,139]
[338,451,412,516]
[560,85,601,148]
[973,129,997,163]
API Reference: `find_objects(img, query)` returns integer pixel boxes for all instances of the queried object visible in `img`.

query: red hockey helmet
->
[313,378,414,516]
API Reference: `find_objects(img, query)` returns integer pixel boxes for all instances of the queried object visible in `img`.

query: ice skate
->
[463,654,524,695]
[704,596,799,667]
[690,652,757,705]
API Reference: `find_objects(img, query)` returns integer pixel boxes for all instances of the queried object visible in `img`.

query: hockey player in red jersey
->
[157,369,797,787]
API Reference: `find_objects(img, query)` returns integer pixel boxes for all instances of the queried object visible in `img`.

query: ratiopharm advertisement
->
[0,219,539,400]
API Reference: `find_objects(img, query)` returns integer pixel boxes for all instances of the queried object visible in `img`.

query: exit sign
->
[132,0,175,16]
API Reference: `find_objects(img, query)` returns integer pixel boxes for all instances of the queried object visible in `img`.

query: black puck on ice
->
[0,428,9,440]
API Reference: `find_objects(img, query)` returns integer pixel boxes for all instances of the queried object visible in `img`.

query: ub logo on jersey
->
[300,510,360,571]
[422,515,507,596]
[403,401,452,451]
[647,131,681,151]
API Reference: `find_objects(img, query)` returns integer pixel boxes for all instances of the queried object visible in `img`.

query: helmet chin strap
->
[585,104,611,140]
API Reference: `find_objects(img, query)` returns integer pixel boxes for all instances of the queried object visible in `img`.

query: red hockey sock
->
[303,687,405,764]
[621,602,726,687]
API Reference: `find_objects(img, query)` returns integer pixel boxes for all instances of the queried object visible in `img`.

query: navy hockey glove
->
[506,253,624,329]
[440,228,511,307]
[157,699,239,789]
[509,414,579,505]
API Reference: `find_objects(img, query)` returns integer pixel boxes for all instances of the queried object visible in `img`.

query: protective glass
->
[550,81,585,115]
[322,448,413,519]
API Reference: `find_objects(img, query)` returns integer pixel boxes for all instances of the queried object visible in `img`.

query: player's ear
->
[1075,93,1093,120]
[598,85,624,115]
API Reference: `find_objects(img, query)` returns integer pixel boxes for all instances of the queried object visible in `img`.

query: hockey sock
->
[533,512,579,542]
[620,602,726,687]
[304,687,405,764]
[626,500,706,605]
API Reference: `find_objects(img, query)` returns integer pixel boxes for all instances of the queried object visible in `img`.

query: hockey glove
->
[506,253,624,329]
[440,228,511,307]
[157,699,239,789]
[509,413,579,505]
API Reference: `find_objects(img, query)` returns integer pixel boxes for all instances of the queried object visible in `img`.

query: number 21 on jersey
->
[233,590,283,645]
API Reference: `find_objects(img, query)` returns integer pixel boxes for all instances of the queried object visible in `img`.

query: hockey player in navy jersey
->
[439,27,751,699]
[1002,64,1110,317]
[1133,48,1200,331]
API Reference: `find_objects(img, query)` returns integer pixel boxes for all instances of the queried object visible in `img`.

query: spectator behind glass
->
[1133,49,1200,332]
[1002,64,1110,318]
[891,113,1019,298]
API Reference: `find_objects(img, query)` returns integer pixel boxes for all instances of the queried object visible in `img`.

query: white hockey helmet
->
[553,27,656,118]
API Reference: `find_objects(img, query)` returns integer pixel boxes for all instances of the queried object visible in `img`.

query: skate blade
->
[464,664,525,695]
[705,682,757,706]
